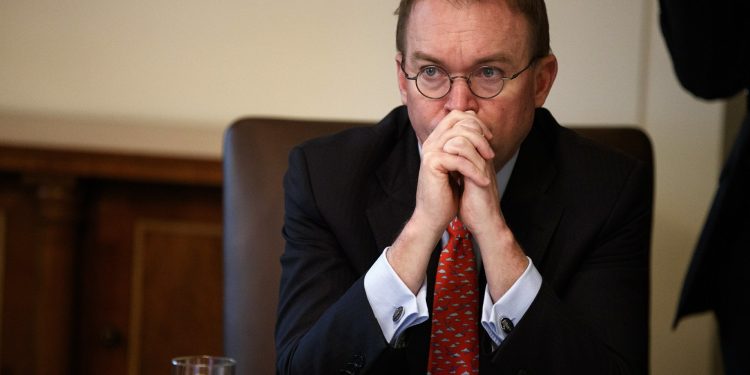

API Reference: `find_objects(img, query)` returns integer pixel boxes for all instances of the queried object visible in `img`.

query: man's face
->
[397,0,555,169]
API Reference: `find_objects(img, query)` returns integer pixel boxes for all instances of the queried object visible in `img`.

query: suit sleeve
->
[275,146,388,374]
[490,159,652,374]
[659,0,750,99]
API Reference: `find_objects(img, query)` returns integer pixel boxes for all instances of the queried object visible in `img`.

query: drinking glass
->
[171,355,236,375]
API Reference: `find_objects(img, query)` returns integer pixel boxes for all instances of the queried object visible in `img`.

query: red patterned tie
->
[428,217,480,374]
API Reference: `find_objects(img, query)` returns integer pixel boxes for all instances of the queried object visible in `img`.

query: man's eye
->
[422,66,440,77]
[477,67,502,79]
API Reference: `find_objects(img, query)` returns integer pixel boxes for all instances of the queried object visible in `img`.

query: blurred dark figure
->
[660,1,750,374]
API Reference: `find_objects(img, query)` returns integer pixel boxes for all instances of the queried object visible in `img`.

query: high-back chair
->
[222,117,653,374]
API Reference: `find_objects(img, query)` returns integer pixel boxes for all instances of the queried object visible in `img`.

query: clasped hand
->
[414,110,502,238]
[389,110,525,297]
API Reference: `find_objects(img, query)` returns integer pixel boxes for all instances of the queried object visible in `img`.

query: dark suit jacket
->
[276,106,652,374]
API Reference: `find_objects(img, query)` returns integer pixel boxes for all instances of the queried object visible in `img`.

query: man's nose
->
[445,77,479,113]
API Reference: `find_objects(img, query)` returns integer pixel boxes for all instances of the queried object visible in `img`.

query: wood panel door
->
[74,180,223,375]
[0,173,38,375]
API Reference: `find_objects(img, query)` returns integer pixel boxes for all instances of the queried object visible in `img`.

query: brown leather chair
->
[222,117,653,374]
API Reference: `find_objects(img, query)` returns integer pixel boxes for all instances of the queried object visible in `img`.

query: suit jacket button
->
[340,354,365,374]
[500,317,515,334]
[392,306,404,322]
[352,354,365,368]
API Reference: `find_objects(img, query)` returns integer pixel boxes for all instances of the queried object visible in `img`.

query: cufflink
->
[392,306,404,322]
[500,317,514,334]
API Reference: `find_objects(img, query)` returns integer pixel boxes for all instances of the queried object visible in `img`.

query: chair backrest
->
[222,118,653,374]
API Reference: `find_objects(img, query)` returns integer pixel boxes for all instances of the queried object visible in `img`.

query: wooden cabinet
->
[0,145,223,375]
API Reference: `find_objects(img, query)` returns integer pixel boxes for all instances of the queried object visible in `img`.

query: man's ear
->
[396,53,409,105]
[533,54,558,108]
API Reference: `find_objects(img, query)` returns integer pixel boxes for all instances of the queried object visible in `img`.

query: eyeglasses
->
[400,59,536,99]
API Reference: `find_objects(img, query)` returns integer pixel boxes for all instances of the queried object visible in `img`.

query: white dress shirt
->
[363,150,543,346]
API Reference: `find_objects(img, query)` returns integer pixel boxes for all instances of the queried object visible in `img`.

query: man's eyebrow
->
[408,51,516,66]
[410,51,442,64]
[475,52,515,65]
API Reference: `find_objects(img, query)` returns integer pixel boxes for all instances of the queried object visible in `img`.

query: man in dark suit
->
[661,0,750,373]
[276,0,652,373]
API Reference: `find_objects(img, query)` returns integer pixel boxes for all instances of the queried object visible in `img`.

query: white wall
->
[1,1,649,132]
[0,1,725,372]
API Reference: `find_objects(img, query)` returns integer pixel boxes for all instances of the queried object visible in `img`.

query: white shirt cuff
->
[364,247,429,345]
[481,257,542,345]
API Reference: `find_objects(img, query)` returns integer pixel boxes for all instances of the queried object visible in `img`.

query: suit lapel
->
[365,120,421,252]
[502,109,564,267]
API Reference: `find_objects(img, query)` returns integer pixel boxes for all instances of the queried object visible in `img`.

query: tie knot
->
[447,217,469,238]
